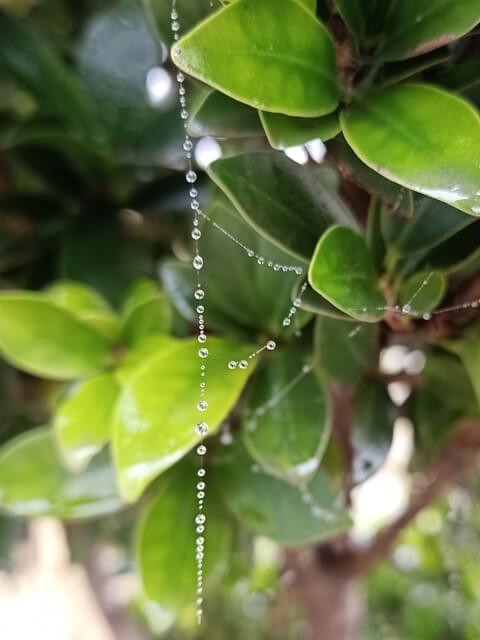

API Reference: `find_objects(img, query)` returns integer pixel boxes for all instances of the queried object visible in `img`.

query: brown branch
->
[351,419,480,575]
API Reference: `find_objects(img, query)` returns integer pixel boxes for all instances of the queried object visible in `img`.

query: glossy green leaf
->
[329,138,414,217]
[352,382,395,484]
[294,280,353,320]
[341,84,480,217]
[243,350,330,483]
[217,444,350,545]
[415,353,479,453]
[172,0,338,117]
[398,271,446,316]
[113,337,255,502]
[0,428,123,519]
[54,373,119,471]
[121,280,172,346]
[144,0,214,44]
[209,152,355,261]
[162,197,311,336]
[314,316,378,382]
[260,111,340,150]
[378,0,480,61]
[188,91,263,138]
[44,281,120,341]
[0,293,112,380]
[309,226,386,321]
[137,462,231,611]
[0,12,96,134]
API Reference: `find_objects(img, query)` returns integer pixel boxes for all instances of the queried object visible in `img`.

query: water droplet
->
[422,312,431,320]
[197,491,205,499]
[294,298,302,307]
[198,348,208,358]
[257,257,265,265]
[195,514,206,524]
[186,170,197,183]
[196,305,205,314]
[194,289,205,300]
[197,445,207,456]
[171,9,178,19]
[266,340,276,351]
[283,318,291,327]
[198,334,207,344]
[181,109,189,120]
[247,249,254,258]
[273,264,280,271]
[191,200,200,211]
[183,141,192,153]
[192,228,201,240]
[176,72,184,83]
[198,468,206,477]
[193,255,204,270]
[197,400,208,411]
[402,304,412,315]
[295,267,303,276]
[195,422,209,436]
[196,525,204,533]
[228,360,238,370]
[239,360,248,369]
[197,482,205,490]
[189,187,198,197]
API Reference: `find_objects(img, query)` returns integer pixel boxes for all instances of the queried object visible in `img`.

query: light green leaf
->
[44,280,120,341]
[209,152,355,261]
[217,444,350,545]
[188,91,263,138]
[309,226,386,321]
[398,271,446,316]
[341,84,480,217]
[260,111,340,150]
[0,293,112,380]
[113,337,255,502]
[352,382,395,484]
[378,0,480,61]
[137,462,231,611]
[243,350,330,483]
[314,316,378,382]
[172,0,338,117]
[121,279,172,346]
[0,428,123,519]
[54,373,119,471]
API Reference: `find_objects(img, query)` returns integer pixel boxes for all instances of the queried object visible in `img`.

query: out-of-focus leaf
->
[314,316,378,382]
[0,428,123,519]
[366,198,386,272]
[137,461,231,611]
[188,91,263,139]
[209,152,355,261]
[217,444,350,545]
[398,271,446,316]
[121,279,172,346]
[54,373,119,471]
[243,350,330,483]
[309,226,386,321]
[413,220,480,274]
[260,111,340,150]
[0,292,112,380]
[173,0,338,117]
[113,337,255,502]
[352,382,395,484]
[341,84,480,217]
[448,340,480,408]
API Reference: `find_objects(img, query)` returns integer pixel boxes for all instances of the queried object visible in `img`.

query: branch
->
[351,419,480,575]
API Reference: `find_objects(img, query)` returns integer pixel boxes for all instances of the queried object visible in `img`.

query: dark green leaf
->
[341,84,480,217]
[188,91,263,138]
[0,428,123,519]
[260,111,340,150]
[314,316,378,382]
[309,226,386,321]
[243,350,330,483]
[0,292,112,380]
[209,152,355,261]
[173,0,338,117]
[397,271,446,316]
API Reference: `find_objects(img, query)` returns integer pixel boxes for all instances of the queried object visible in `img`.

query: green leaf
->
[398,271,446,316]
[144,0,214,44]
[0,12,96,135]
[162,197,311,336]
[121,279,172,346]
[209,152,355,261]
[415,220,480,274]
[113,337,255,502]
[449,340,480,409]
[294,280,353,320]
[366,198,386,272]
[243,350,330,483]
[172,0,338,117]
[314,316,378,382]
[0,428,123,519]
[378,0,480,61]
[260,111,340,150]
[137,462,231,611]
[334,0,394,42]
[309,226,386,321]
[352,382,395,484]
[341,84,480,217]
[188,91,263,138]
[44,281,120,341]
[0,292,112,380]
[217,444,350,545]
[54,373,119,471]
